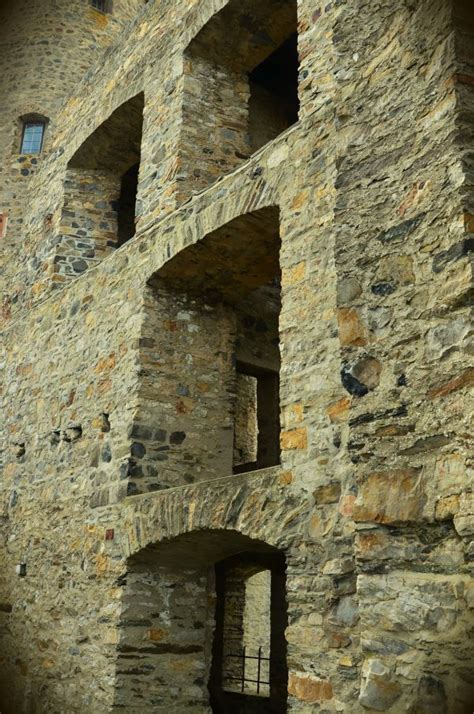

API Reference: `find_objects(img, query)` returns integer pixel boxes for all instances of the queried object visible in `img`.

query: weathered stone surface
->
[353,470,426,525]
[0,0,472,712]
[337,308,368,346]
[359,659,401,711]
[351,356,382,391]
[288,673,333,702]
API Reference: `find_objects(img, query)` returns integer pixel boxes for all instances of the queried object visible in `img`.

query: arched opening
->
[114,531,287,713]
[180,0,299,196]
[56,93,143,277]
[127,207,281,495]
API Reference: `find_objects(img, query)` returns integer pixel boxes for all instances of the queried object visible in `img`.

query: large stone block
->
[353,469,426,525]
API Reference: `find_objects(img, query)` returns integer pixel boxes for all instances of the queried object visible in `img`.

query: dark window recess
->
[209,552,288,714]
[233,363,280,475]
[248,33,300,151]
[117,162,139,247]
[20,122,45,154]
[91,0,109,12]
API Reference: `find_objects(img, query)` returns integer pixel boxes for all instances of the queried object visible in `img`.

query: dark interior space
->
[209,552,288,714]
[249,33,299,125]
[117,162,140,246]
[248,32,299,150]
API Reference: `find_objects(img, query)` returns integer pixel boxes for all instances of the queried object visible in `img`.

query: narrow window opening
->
[20,121,45,154]
[233,373,258,470]
[248,32,300,152]
[90,0,109,12]
[117,162,139,247]
[210,553,287,713]
[233,364,280,474]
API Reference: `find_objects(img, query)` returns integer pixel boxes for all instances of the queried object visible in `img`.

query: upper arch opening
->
[55,93,144,278]
[179,0,299,197]
[128,207,282,496]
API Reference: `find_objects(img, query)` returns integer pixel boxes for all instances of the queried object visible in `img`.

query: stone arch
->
[113,526,289,713]
[179,0,299,198]
[125,206,282,495]
[54,92,144,279]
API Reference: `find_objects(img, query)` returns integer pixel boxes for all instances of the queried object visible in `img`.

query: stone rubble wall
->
[243,569,272,694]
[0,0,472,712]
[0,0,146,317]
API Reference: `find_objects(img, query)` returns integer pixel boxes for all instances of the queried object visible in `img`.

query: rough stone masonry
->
[0,0,473,712]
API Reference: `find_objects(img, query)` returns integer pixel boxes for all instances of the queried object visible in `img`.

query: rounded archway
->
[113,530,288,713]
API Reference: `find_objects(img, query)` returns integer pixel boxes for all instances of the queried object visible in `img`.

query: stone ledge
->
[122,463,287,506]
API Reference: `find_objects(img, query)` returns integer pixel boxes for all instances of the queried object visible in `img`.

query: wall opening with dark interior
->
[233,362,280,474]
[248,32,299,152]
[56,93,143,277]
[128,207,281,495]
[113,531,287,714]
[210,552,287,713]
[180,0,298,197]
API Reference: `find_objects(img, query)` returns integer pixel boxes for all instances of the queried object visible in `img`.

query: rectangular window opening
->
[248,32,300,153]
[21,122,45,155]
[233,363,280,475]
[91,0,109,12]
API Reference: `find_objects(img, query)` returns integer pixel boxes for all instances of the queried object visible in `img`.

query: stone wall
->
[0,0,145,315]
[0,0,473,713]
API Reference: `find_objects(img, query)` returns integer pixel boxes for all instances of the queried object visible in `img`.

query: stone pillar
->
[55,169,121,279]
[114,561,214,712]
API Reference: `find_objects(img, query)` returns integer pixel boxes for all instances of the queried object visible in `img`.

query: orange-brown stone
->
[427,368,474,400]
[288,673,334,702]
[281,427,308,450]
[353,469,425,525]
[149,628,167,642]
[326,397,351,423]
[337,307,368,346]
[435,495,460,521]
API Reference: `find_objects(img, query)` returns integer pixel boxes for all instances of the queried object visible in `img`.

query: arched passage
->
[180,0,299,197]
[127,206,282,495]
[55,93,144,278]
[113,530,288,713]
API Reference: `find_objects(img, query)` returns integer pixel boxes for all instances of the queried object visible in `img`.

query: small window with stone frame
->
[20,120,46,154]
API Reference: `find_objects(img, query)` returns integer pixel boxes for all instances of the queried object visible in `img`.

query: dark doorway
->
[209,552,288,714]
